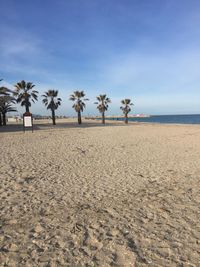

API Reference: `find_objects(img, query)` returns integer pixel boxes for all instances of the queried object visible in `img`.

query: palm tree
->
[94,94,111,124]
[0,96,17,126]
[13,80,38,113]
[0,80,14,126]
[0,107,2,126]
[42,90,62,125]
[0,86,9,126]
[0,81,14,126]
[69,91,88,124]
[120,99,134,124]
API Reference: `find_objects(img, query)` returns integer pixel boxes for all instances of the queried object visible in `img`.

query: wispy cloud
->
[0,25,52,83]
[0,25,42,57]
[101,48,200,94]
[0,38,40,58]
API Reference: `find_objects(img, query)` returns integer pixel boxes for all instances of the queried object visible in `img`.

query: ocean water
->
[107,114,200,125]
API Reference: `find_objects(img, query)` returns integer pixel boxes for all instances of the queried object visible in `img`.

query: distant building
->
[7,116,22,122]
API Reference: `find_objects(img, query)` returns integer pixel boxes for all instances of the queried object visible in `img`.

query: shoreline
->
[2,117,200,129]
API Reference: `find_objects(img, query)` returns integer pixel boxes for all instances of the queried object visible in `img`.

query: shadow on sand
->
[0,120,136,134]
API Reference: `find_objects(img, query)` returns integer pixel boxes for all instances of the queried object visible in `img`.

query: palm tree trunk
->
[52,109,56,125]
[125,113,128,124]
[102,112,105,124]
[25,98,30,113]
[25,105,29,113]
[78,111,82,124]
[2,112,6,126]
[0,113,2,126]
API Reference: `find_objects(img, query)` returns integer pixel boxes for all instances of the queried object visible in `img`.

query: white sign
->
[24,116,32,127]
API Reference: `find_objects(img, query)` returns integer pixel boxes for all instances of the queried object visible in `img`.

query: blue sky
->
[1,0,200,116]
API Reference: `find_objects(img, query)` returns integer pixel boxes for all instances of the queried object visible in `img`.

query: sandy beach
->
[0,119,200,267]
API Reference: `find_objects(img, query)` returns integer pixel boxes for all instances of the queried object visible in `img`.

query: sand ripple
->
[0,121,200,266]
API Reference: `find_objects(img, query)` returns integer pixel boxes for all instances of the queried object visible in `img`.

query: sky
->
[1,0,200,116]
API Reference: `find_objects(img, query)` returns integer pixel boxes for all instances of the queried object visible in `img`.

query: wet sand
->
[0,119,200,266]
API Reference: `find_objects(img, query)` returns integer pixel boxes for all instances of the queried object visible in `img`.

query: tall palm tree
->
[0,86,8,126]
[0,82,14,126]
[94,94,111,124]
[69,91,88,124]
[0,107,2,126]
[42,90,62,125]
[0,96,17,126]
[13,80,38,113]
[120,99,134,124]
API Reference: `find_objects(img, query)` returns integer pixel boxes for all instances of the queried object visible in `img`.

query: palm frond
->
[13,80,38,112]
[42,89,62,111]
[0,96,17,113]
[69,90,87,113]
[0,87,10,96]
[120,98,133,115]
[95,94,110,114]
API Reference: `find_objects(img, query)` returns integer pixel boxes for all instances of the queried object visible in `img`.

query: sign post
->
[23,112,33,132]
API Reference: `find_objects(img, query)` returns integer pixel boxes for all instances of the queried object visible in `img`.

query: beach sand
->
[0,119,200,266]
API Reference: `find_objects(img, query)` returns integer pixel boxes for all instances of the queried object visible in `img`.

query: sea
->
[107,114,200,125]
